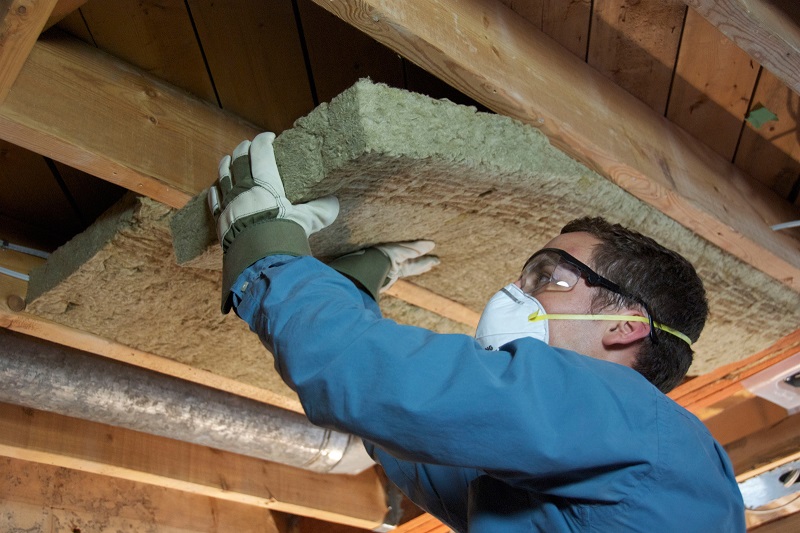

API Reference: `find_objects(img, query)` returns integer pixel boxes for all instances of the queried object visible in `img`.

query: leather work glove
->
[208,132,339,313]
[329,241,440,301]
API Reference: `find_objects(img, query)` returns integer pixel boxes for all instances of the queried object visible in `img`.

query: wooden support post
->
[0,0,58,104]
[309,0,800,291]
[0,402,389,530]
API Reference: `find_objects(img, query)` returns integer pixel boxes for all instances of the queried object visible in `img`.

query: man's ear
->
[601,311,651,348]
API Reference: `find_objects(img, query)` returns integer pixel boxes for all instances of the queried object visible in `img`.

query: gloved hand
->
[374,241,440,291]
[329,241,440,301]
[208,132,339,313]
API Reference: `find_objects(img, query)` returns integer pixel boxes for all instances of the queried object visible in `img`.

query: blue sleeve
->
[366,443,479,533]
[232,255,661,500]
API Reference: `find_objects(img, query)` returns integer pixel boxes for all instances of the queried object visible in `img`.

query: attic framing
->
[1,0,800,531]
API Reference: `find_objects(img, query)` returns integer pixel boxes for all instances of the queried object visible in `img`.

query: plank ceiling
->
[0,0,798,253]
[1,0,800,531]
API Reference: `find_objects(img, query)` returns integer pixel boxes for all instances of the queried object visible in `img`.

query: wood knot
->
[6,294,25,312]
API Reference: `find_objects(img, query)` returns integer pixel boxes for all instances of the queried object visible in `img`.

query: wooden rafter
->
[669,328,800,418]
[684,0,800,96]
[309,0,800,291]
[0,33,259,209]
[0,0,58,104]
[0,402,389,529]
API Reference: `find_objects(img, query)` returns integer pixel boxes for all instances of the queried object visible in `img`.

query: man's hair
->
[561,217,708,393]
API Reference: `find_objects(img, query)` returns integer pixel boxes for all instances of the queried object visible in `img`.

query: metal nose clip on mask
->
[475,284,550,350]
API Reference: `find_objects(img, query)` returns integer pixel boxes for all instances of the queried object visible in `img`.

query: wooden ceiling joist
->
[685,0,800,96]
[669,327,800,418]
[0,0,59,104]
[309,0,800,291]
[0,402,390,530]
[0,33,259,210]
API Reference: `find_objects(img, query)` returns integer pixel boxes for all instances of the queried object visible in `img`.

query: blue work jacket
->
[232,255,745,532]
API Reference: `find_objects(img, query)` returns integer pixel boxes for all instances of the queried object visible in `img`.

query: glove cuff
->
[329,248,391,302]
[221,219,312,313]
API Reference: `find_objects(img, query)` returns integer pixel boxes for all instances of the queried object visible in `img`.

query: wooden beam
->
[394,513,450,532]
[0,456,286,533]
[0,32,260,209]
[684,0,800,96]
[669,328,800,418]
[703,396,788,446]
[309,0,800,291]
[385,280,480,329]
[42,0,85,30]
[0,0,58,104]
[0,402,389,529]
[726,410,800,475]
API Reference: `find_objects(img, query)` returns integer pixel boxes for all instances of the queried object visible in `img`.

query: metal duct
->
[0,328,374,474]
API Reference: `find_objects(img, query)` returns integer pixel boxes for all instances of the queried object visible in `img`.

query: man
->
[208,133,745,532]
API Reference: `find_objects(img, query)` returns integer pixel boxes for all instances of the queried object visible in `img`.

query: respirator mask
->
[475,284,549,350]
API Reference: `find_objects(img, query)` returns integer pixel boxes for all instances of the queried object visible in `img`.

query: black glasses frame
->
[523,248,659,344]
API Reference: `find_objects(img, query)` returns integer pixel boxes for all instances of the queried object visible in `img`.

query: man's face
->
[516,231,635,366]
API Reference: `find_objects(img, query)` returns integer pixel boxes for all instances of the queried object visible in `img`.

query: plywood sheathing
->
[24,193,470,398]
[25,81,800,377]
[169,80,800,375]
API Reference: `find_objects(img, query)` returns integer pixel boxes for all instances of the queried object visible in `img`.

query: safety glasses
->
[520,248,660,344]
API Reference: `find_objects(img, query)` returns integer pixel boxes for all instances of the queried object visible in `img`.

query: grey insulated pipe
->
[0,328,374,475]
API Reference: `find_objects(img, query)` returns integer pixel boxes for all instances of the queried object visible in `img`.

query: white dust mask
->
[475,284,549,350]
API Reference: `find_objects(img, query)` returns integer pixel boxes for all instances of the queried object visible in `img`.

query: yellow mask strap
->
[528,311,692,346]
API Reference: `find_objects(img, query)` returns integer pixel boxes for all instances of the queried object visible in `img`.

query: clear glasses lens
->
[521,252,580,295]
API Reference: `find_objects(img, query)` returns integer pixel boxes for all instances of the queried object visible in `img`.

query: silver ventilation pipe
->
[0,328,374,475]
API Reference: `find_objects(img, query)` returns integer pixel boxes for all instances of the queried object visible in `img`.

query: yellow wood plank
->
[395,513,450,533]
[588,0,686,114]
[187,0,315,133]
[0,0,58,104]
[542,0,591,59]
[725,411,800,475]
[43,0,85,30]
[385,280,480,329]
[703,396,788,446]
[498,0,542,26]
[686,0,800,96]
[489,2,593,60]
[77,0,216,102]
[297,0,404,104]
[667,8,760,160]
[1,456,281,533]
[0,402,389,529]
[669,328,800,416]
[734,68,800,205]
[0,34,260,209]
[308,0,800,291]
